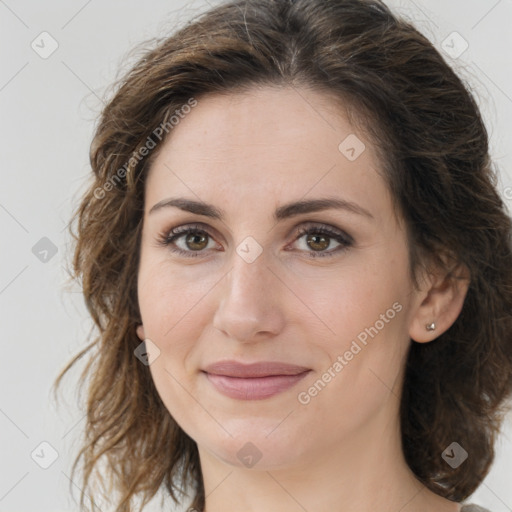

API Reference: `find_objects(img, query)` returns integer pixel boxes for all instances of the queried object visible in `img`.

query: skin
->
[136,85,469,512]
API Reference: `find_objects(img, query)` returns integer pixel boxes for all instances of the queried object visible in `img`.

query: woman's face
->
[136,86,426,470]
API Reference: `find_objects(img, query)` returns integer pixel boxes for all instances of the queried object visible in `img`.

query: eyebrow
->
[148,196,374,221]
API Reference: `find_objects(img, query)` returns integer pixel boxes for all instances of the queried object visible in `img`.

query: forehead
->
[145,86,390,218]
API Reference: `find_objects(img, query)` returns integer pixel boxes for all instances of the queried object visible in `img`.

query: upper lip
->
[203,360,311,378]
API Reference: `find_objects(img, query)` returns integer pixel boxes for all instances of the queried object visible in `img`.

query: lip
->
[202,360,311,400]
[203,360,311,378]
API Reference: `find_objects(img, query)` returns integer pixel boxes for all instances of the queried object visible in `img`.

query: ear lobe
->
[136,324,146,341]
[409,262,470,343]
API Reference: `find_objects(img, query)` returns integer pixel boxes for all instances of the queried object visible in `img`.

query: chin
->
[198,425,304,471]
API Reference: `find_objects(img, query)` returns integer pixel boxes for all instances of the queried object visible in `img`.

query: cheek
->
[295,287,408,433]
[138,257,218,341]
[297,252,410,385]
[310,289,407,383]
[137,262,215,422]
[137,261,213,427]
[291,261,403,337]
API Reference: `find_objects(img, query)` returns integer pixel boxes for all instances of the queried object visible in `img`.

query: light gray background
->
[1,0,511,511]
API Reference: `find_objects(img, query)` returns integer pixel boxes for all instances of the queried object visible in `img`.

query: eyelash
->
[156,223,354,259]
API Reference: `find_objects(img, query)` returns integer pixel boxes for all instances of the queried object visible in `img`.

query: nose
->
[212,249,286,343]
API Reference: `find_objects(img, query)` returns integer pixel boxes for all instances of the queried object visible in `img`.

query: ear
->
[136,324,146,341]
[409,258,470,343]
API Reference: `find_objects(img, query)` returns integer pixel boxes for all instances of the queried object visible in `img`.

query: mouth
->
[201,360,312,400]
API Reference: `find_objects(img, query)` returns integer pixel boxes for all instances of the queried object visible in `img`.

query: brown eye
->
[160,225,218,257]
[184,232,209,251]
[305,233,330,252]
[292,225,353,258]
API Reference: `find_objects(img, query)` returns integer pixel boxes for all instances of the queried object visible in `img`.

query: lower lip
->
[203,371,311,400]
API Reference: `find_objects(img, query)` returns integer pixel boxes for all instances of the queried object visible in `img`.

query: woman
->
[54,0,512,511]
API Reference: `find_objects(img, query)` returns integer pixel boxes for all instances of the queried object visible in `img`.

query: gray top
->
[461,505,491,512]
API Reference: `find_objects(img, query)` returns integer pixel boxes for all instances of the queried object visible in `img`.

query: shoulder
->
[461,505,492,512]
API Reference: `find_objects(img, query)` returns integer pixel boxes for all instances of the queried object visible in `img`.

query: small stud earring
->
[426,322,436,331]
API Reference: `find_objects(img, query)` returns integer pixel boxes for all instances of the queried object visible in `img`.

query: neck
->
[196,396,461,512]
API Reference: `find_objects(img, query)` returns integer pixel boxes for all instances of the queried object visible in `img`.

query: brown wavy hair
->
[54,0,512,510]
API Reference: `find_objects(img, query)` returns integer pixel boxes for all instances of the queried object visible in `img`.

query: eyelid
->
[292,221,354,243]
[161,222,222,252]
[158,220,354,258]
[161,220,352,241]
